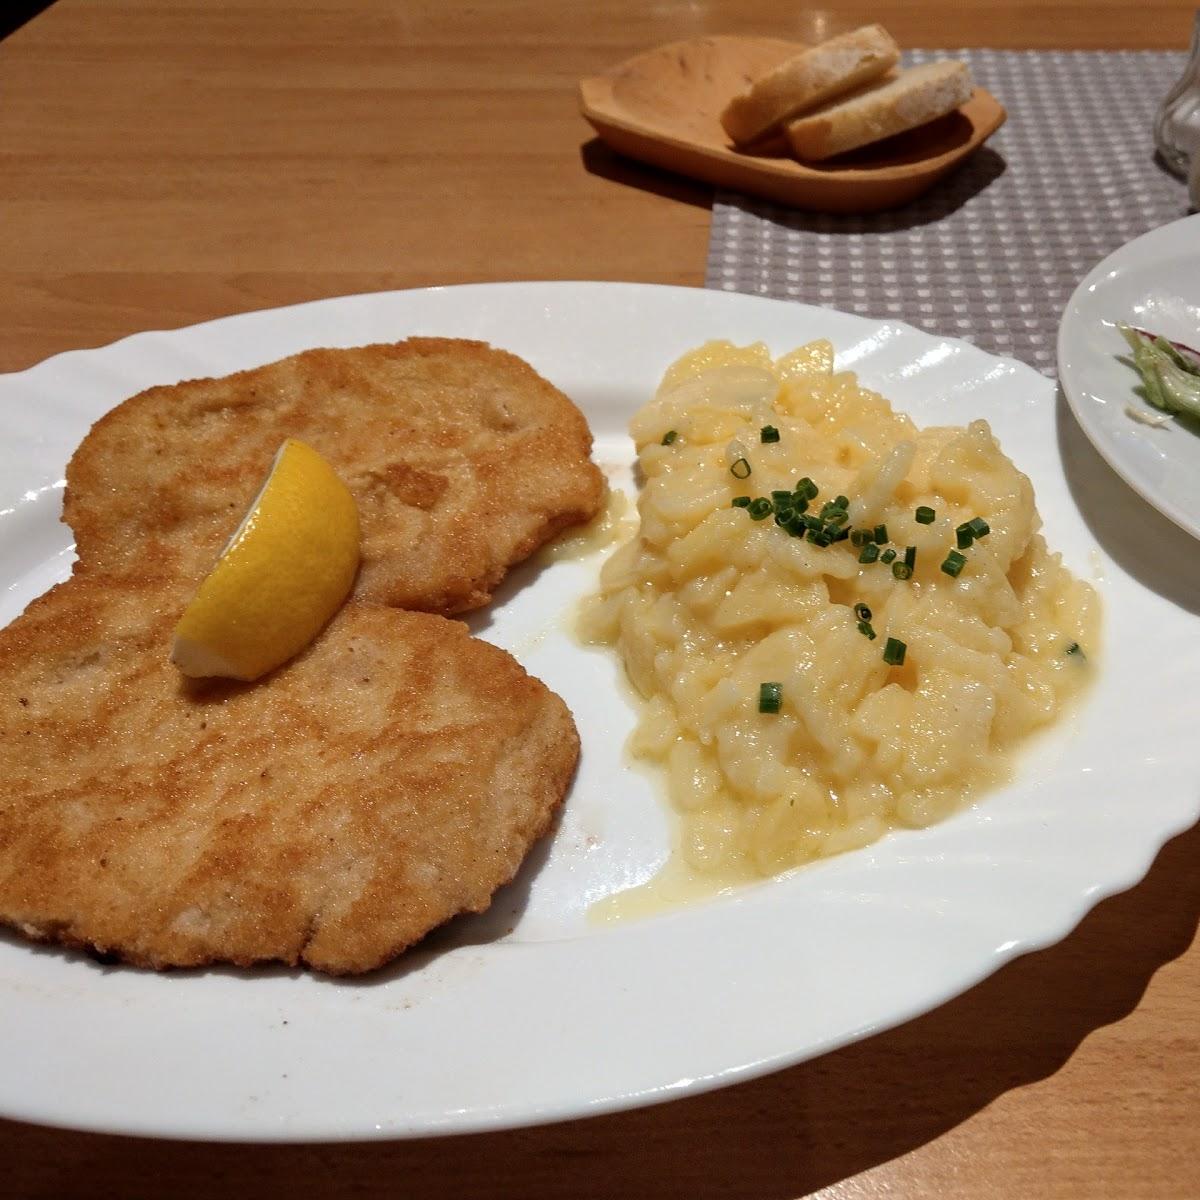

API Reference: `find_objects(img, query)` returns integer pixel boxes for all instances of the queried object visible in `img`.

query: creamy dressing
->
[536,488,635,565]
[589,850,749,924]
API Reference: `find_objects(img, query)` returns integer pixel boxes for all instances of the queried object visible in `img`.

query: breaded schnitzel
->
[0,574,577,974]
[64,337,605,614]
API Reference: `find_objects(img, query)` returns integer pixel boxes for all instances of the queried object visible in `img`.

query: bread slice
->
[786,59,974,161]
[720,25,900,146]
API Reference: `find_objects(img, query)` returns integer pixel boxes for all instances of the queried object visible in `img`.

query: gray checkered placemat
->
[706,50,1193,375]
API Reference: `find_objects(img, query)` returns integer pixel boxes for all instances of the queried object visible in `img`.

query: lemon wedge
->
[171,439,360,681]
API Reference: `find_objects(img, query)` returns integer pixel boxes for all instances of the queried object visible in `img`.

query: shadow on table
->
[0,1,55,41]
[727,146,1006,233]
[582,130,1006,233]
[579,138,718,212]
[7,811,1198,1197]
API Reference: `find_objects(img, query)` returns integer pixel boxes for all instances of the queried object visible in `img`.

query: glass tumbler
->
[1155,11,1200,177]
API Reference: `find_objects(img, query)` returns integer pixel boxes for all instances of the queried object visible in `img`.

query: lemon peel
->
[171,439,360,681]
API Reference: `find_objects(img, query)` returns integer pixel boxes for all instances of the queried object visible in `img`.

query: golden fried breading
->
[0,575,577,974]
[64,337,605,613]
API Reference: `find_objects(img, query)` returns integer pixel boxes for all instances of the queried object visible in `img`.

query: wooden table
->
[1,2,1197,1195]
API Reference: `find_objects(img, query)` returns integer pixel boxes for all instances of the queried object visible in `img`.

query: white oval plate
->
[1058,213,1200,539]
[1,282,1198,1142]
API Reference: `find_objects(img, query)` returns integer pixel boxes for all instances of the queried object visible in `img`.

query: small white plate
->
[1058,213,1200,539]
[1,282,1198,1141]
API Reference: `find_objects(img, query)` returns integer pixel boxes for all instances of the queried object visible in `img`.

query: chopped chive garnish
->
[785,514,807,536]
[771,489,794,503]
[819,501,838,520]
[826,510,849,527]
[731,495,752,508]
[967,516,990,539]
[857,620,877,640]
[661,429,678,446]
[892,562,913,580]
[955,523,974,550]
[807,529,832,547]
[834,494,849,509]
[797,477,819,500]
[904,545,916,570]
[915,505,936,524]
[883,638,907,666]
[832,527,849,542]
[941,549,967,577]
[850,528,871,547]
[758,682,782,714]
[730,458,751,480]
[854,602,872,622]
[791,495,809,514]
[748,497,773,520]
[880,548,897,564]
[760,425,780,443]
[803,514,822,531]
[858,543,880,564]
[874,524,889,544]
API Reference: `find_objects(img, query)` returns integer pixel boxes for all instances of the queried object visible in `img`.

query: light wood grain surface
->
[1,2,1197,1196]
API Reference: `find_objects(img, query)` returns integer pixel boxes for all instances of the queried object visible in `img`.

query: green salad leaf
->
[1118,324,1200,420]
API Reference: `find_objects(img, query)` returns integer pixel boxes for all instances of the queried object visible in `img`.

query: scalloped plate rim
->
[1057,213,1200,540]
[0,281,1195,1142]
